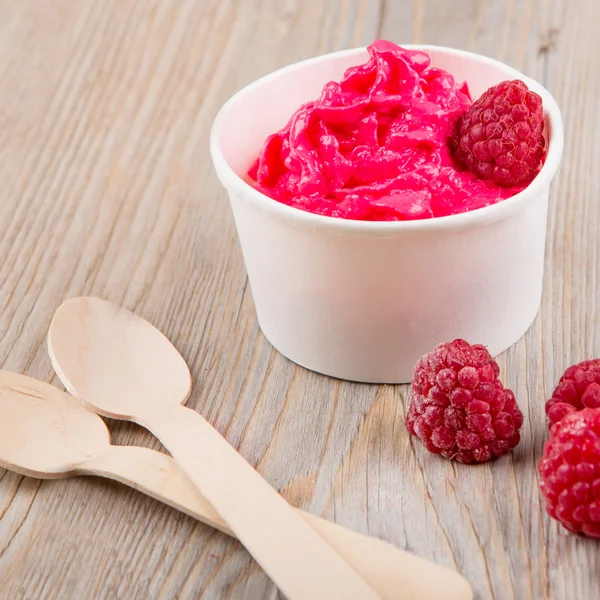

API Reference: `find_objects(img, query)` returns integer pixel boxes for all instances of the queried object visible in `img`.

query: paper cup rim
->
[210,44,564,234]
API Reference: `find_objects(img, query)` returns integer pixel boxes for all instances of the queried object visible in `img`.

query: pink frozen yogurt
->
[248,40,523,221]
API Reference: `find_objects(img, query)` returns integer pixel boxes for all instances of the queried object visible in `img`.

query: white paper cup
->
[210,45,563,383]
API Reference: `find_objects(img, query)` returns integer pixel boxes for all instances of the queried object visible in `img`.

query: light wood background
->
[0,1,594,599]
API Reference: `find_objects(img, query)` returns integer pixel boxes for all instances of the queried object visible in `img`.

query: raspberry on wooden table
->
[406,339,523,463]
[545,359,600,427]
[539,408,600,538]
[449,79,546,187]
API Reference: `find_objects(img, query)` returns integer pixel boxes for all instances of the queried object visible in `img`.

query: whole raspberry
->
[545,359,600,427]
[450,79,546,187]
[539,409,600,538]
[405,339,523,463]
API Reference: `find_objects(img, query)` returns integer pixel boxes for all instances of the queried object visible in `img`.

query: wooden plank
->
[0,0,598,598]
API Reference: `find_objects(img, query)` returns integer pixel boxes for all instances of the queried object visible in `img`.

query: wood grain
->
[0,0,596,598]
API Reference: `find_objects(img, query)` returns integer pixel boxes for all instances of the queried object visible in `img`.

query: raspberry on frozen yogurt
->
[450,79,545,187]
[248,40,546,221]
[405,339,523,463]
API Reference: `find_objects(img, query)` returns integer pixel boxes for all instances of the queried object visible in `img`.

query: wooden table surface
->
[0,1,595,598]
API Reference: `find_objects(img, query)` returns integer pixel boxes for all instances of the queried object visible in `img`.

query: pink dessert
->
[247,40,533,221]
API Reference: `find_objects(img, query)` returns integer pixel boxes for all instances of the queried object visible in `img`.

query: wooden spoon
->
[0,371,471,600]
[48,297,383,600]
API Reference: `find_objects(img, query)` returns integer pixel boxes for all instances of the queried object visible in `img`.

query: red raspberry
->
[545,359,600,427]
[538,408,600,538]
[406,339,523,463]
[449,79,546,187]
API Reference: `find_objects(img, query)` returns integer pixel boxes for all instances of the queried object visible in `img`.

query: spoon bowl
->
[0,371,109,477]
[0,371,232,534]
[49,297,191,419]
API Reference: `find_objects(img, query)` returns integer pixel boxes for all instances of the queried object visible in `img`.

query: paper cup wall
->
[210,45,563,383]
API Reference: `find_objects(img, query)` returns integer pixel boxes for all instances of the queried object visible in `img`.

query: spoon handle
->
[83,445,471,600]
[136,403,380,600]
[83,445,230,534]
